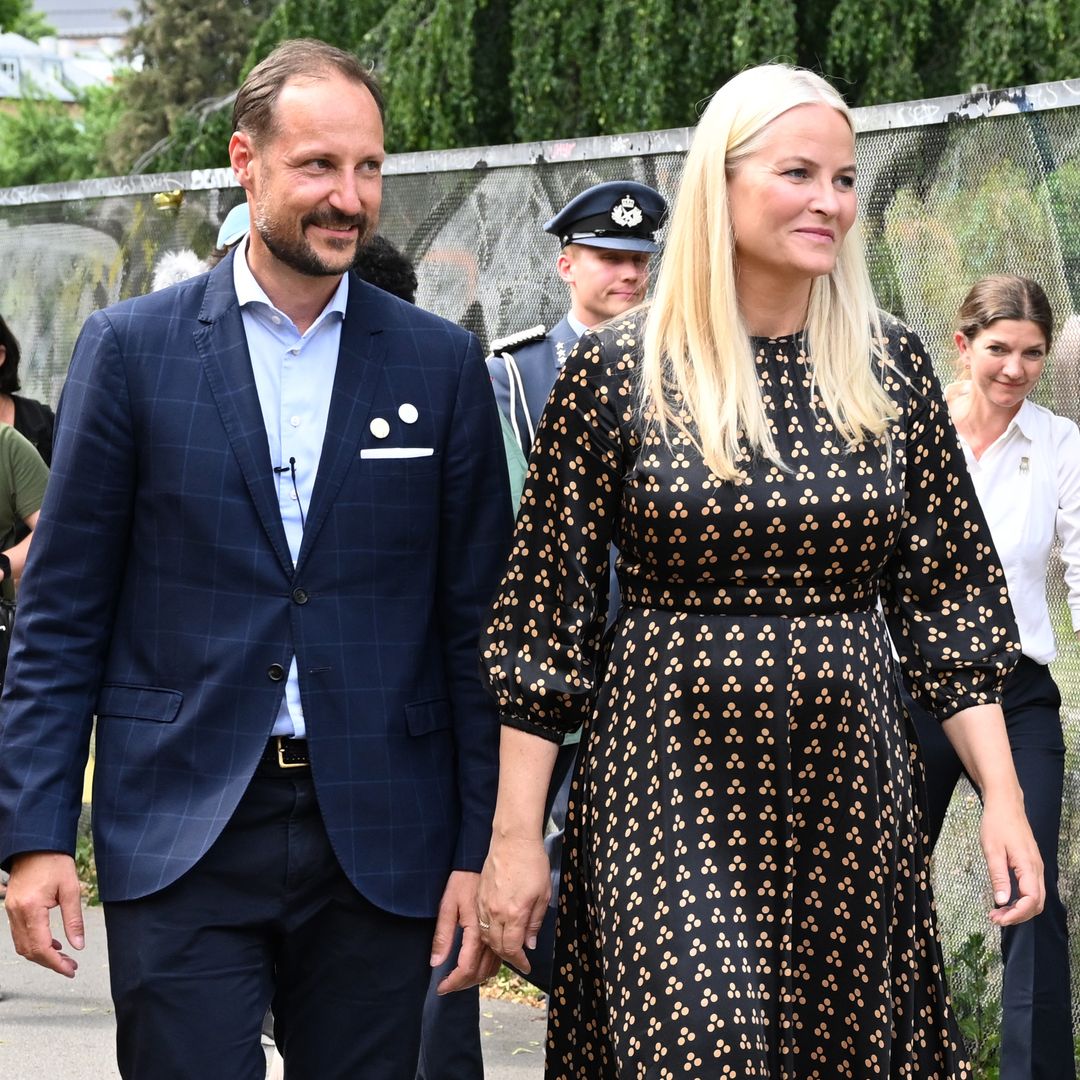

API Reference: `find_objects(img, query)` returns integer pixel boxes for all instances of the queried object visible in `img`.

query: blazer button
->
[267,663,285,681]
[292,587,309,605]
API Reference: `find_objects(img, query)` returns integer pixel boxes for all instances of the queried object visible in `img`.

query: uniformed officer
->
[483,180,666,999]
[488,180,667,456]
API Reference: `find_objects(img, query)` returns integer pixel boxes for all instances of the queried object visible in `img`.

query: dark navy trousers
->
[105,763,435,1080]
[910,655,1074,1080]
[416,741,579,1079]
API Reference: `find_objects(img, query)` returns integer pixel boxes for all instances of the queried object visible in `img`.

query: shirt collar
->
[1009,398,1038,441]
[567,312,589,339]
[232,237,349,327]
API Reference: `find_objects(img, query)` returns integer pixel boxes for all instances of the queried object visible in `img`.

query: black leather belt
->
[260,736,310,770]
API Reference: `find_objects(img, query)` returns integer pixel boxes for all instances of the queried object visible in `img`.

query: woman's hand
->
[941,702,1044,926]
[980,792,1044,927]
[476,830,551,973]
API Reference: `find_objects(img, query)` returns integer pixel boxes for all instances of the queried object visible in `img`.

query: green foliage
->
[507,0,601,141]
[132,91,235,173]
[15,0,1080,181]
[508,0,796,141]
[371,0,513,151]
[245,0,392,68]
[824,0,932,103]
[0,85,123,187]
[75,829,100,907]
[881,143,1073,354]
[944,932,1000,1079]
[102,0,276,175]
[0,0,53,40]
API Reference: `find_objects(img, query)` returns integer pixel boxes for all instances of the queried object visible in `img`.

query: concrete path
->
[0,902,546,1078]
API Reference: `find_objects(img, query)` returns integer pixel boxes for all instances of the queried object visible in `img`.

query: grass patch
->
[74,828,100,906]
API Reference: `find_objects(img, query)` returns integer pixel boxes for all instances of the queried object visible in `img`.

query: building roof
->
[31,2,134,39]
[0,31,111,101]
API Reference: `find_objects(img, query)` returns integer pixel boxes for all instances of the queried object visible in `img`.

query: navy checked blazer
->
[0,254,512,914]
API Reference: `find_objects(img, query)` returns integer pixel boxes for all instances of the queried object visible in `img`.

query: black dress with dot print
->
[481,310,1018,1079]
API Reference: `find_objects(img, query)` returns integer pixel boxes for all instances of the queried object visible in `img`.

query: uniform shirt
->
[233,241,348,738]
[958,398,1080,664]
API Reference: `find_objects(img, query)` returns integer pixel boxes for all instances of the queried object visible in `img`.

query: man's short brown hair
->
[233,38,384,145]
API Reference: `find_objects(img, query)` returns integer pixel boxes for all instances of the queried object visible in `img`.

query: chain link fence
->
[2,78,1079,1042]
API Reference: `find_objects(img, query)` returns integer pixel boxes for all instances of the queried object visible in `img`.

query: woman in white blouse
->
[913,274,1080,1080]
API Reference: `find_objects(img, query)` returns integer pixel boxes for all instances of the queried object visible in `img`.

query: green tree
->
[506,0,602,141]
[0,86,122,187]
[247,0,513,153]
[245,0,392,67]
[14,0,1080,184]
[101,0,276,175]
[0,0,53,40]
[364,0,513,151]
[822,0,933,104]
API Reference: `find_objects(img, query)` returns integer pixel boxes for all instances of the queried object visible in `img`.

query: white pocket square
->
[360,447,435,459]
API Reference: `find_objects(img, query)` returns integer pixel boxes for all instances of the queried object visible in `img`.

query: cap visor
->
[569,236,659,253]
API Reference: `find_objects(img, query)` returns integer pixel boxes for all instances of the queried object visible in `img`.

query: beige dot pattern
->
[480,311,1019,1079]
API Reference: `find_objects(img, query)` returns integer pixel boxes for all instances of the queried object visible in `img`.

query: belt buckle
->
[275,736,306,769]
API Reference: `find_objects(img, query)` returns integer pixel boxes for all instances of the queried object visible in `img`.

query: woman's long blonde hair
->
[641,64,897,481]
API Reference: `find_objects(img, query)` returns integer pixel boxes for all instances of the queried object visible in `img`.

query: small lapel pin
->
[370,417,390,439]
[1019,456,1030,474]
[398,403,419,424]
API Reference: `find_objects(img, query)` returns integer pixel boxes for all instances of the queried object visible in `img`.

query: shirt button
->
[267,663,285,681]
[271,315,282,325]
[290,491,298,501]
[290,415,301,427]
[289,347,299,355]
[292,587,309,605]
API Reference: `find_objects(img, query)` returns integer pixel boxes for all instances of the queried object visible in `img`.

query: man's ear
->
[229,132,257,193]
[0,344,7,369]
[556,248,574,286]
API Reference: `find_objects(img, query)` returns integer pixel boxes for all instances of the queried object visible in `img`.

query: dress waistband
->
[618,577,880,617]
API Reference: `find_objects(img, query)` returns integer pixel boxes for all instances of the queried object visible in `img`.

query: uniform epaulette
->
[488,324,546,354]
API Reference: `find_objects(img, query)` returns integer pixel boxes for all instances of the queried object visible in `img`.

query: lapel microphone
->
[273,457,305,529]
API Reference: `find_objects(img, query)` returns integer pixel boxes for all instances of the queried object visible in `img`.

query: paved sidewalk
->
[0,902,546,1078]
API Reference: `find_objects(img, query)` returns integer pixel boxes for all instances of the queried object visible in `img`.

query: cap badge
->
[611,195,643,229]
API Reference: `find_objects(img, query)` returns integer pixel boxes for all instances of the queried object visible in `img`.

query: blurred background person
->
[0,313,53,466]
[912,274,1079,1080]
[355,233,419,303]
[206,201,250,268]
[488,180,666,459]
[483,180,665,1002]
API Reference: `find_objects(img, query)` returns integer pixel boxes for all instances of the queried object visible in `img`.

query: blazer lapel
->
[296,278,388,572]
[194,256,294,576]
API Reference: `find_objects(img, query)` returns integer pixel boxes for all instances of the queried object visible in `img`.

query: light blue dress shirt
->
[232,241,348,739]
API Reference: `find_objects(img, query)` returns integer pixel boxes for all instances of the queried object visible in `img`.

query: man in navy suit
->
[0,39,510,1080]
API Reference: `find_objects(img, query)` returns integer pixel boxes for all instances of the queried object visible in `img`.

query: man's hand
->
[4,851,84,977]
[429,869,501,995]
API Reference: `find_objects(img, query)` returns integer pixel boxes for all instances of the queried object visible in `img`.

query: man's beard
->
[255,206,376,277]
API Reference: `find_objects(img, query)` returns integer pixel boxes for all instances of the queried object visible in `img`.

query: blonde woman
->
[477,64,1043,1077]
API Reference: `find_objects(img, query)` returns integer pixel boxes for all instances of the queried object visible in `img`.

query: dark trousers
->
[910,656,1074,1080]
[416,928,483,1080]
[104,763,435,1080]
[415,745,580,1080]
